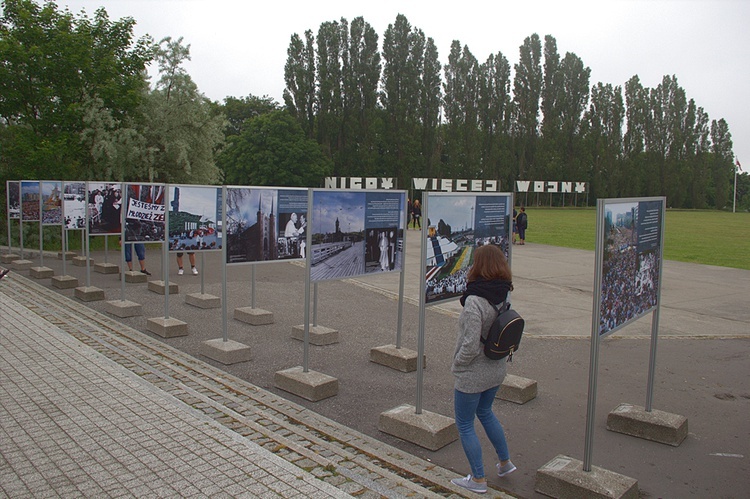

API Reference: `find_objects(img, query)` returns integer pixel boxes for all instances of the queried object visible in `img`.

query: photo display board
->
[124,183,166,242]
[63,182,86,229]
[425,192,513,304]
[88,182,123,235]
[41,180,62,225]
[21,181,40,221]
[225,186,308,264]
[7,181,20,220]
[310,189,406,282]
[168,185,222,252]
[598,197,665,337]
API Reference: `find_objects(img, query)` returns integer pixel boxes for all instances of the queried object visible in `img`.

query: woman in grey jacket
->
[450,244,516,494]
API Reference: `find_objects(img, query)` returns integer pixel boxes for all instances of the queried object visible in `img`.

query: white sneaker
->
[497,461,516,477]
[191,267,198,275]
[450,474,487,494]
[178,268,184,275]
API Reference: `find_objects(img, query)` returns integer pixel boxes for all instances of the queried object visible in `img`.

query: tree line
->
[1,1,747,211]
[282,14,744,209]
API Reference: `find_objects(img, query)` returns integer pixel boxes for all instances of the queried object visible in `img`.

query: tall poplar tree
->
[381,14,425,185]
[512,34,542,180]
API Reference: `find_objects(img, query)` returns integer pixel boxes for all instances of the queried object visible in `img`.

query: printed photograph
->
[425,193,512,304]
[7,181,20,220]
[63,182,86,230]
[225,187,308,263]
[21,181,40,221]
[125,183,166,242]
[41,181,62,225]
[168,185,222,252]
[310,190,366,281]
[88,182,123,235]
[599,200,663,336]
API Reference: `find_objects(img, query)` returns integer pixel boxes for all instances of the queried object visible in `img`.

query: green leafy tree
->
[512,34,543,180]
[420,37,442,178]
[0,0,152,180]
[222,95,279,137]
[381,14,426,185]
[139,36,226,183]
[339,16,382,177]
[710,118,733,209]
[443,41,480,178]
[283,30,316,137]
[220,110,332,186]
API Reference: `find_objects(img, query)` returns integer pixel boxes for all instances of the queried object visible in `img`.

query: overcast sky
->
[53,0,749,169]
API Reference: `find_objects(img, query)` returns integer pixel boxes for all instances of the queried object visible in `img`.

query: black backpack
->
[481,300,524,361]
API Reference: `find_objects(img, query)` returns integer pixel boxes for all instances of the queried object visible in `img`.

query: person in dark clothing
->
[516,207,528,245]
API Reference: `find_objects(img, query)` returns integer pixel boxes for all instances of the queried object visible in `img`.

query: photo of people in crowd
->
[598,199,663,336]
[41,181,62,225]
[124,183,166,242]
[425,193,512,304]
[88,182,123,235]
[63,182,86,230]
[21,181,40,221]
[168,185,221,252]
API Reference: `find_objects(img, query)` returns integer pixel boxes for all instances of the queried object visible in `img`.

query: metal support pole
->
[415,195,428,414]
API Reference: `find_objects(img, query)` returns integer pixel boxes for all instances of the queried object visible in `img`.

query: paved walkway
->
[0,282,350,498]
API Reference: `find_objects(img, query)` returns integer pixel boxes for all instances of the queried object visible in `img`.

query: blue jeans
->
[454,387,510,479]
[124,243,146,263]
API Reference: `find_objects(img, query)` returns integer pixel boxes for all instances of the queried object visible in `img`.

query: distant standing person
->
[516,207,527,245]
[512,207,518,244]
[412,199,421,230]
[176,252,198,275]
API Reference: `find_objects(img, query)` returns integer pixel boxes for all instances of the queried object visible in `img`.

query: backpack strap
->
[481,298,507,345]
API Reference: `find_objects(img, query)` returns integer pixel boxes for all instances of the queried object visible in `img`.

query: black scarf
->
[460,278,513,307]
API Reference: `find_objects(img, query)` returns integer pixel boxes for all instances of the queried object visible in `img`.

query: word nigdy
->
[324,177,587,193]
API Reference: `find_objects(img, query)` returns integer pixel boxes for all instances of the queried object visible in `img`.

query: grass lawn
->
[524,207,750,271]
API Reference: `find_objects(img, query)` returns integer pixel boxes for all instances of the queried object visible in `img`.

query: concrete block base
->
[497,374,538,404]
[146,317,188,338]
[51,275,79,289]
[74,286,105,302]
[378,404,458,451]
[12,259,33,270]
[94,262,119,274]
[58,251,77,260]
[234,306,274,325]
[185,293,221,309]
[30,266,54,279]
[274,366,339,402]
[123,271,148,283]
[105,300,143,318]
[607,403,688,446]
[201,338,252,365]
[535,454,639,499]
[147,280,179,295]
[370,344,425,372]
[1,253,20,263]
[291,324,339,345]
[72,256,93,267]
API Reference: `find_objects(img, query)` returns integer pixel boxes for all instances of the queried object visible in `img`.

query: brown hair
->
[467,244,512,284]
